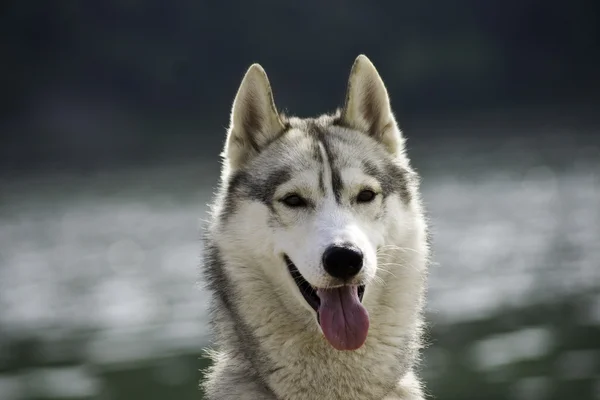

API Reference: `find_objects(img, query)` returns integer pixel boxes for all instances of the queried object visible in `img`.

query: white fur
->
[202,55,430,400]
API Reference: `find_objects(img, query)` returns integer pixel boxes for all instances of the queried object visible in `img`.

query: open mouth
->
[284,254,369,351]
[284,255,365,312]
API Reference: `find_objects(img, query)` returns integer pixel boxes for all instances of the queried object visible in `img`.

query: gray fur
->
[201,55,430,399]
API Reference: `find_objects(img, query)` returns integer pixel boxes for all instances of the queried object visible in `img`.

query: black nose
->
[322,245,363,280]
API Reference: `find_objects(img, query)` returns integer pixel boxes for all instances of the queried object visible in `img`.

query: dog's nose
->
[322,245,363,280]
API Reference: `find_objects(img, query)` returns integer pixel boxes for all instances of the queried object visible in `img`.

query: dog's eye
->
[356,189,377,203]
[281,194,307,208]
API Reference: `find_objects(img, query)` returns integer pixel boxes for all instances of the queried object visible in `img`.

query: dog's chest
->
[266,337,403,400]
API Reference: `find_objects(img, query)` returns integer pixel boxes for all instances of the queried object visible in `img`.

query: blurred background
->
[1,1,599,399]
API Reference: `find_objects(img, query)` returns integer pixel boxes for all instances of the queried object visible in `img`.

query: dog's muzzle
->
[284,254,368,351]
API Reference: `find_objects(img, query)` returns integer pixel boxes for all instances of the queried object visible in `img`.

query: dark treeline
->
[1,1,599,170]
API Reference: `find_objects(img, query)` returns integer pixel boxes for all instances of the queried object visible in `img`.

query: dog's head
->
[214,55,422,351]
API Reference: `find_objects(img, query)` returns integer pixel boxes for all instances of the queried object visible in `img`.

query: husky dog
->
[201,55,430,400]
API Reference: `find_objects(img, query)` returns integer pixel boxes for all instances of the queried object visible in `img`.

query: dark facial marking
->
[361,158,413,203]
[384,161,413,203]
[361,159,380,180]
[249,168,293,205]
[219,167,292,223]
[311,140,326,195]
[324,140,343,203]
[223,115,412,225]
[306,123,344,203]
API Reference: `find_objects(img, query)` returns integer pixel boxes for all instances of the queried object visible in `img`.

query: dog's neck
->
[206,241,427,399]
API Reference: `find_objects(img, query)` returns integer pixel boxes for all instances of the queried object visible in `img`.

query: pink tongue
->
[317,286,369,351]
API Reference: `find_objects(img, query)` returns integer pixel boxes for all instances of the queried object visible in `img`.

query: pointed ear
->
[340,55,403,155]
[224,63,285,170]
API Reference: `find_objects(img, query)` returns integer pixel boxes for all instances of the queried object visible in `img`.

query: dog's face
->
[216,56,418,351]
[270,127,389,290]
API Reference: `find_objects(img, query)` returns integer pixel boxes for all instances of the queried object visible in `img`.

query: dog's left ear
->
[224,63,286,171]
[341,55,403,156]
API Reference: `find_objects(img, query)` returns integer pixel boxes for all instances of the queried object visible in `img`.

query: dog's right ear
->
[340,55,403,156]
[223,64,285,171]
